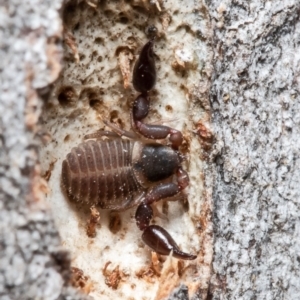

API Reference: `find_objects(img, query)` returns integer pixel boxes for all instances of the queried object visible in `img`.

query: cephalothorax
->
[62,38,196,260]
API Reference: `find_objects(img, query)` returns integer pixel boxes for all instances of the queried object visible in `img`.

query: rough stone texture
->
[208,0,300,299]
[168,284,189,300]
[0,0,90,299]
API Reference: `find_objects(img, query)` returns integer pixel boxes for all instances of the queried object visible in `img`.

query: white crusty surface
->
[40,1,212,299]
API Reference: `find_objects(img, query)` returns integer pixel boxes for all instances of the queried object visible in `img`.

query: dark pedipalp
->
[132,93,150,120]
[142,225,197,260]
[132,40,156,93]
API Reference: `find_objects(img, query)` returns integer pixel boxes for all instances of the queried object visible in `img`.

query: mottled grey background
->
[208,0,300,299]
[0,0,90,299]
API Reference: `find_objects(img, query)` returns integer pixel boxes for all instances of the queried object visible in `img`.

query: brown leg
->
[103,120,139,139]
[84,130,120,140]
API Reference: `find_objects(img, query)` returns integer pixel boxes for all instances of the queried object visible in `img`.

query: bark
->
[207,0,300,299]
[0,0,90,299]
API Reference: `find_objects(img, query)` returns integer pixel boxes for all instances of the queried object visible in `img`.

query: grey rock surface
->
[208,0,300,299]
[0,0,89,299]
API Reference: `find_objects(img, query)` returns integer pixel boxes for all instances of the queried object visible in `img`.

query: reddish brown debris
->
[196,121,214,152]
[151,252,163,276]
[154,256,180,300]
[64,29,79,63]
[86,205,100,238]
[160,12,171,31]
[108,212,122,234]
[103,262,127,290]
[135,266,156,283]
[43,159,57,182]
[70,267,93,294]
[117,49,133,89]
[135,252,163,283]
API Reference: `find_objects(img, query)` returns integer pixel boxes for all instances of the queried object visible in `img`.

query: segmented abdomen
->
[62,139,141,209]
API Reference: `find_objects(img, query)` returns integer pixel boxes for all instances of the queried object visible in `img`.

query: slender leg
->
[132,93,183,149]
[84,120,139,140]
[102,120,139,139]
[84,130,120,140]
[135,168,196,260]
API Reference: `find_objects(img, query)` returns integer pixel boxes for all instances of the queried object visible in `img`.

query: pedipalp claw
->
[142,225,197,260]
